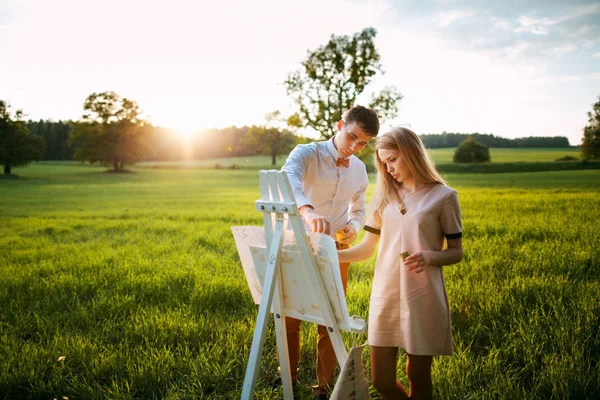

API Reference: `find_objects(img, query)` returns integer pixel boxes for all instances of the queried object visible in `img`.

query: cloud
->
[0,0,19,25]
[528,74,585,84]
[514,16,553,35]
[542,43,577,56]
[386,0,600,61]
[436,11,474,28]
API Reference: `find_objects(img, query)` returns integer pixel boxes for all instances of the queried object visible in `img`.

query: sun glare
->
[150,106,202,140]
[161,115,200,139]
[175,125,197,139]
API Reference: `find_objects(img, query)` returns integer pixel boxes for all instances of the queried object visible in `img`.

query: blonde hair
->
[371,127,447,223]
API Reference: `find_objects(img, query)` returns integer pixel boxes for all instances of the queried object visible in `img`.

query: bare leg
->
[370,346,409,400]
[406,353,433,400]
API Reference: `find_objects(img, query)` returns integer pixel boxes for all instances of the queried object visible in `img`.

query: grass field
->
[130,147,583,170]
[427,147,581,164]
[1,163,599,399]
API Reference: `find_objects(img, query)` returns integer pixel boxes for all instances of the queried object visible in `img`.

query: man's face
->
[336,120,373,158]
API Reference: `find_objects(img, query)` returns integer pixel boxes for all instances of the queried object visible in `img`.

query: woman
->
[338,127,463,400]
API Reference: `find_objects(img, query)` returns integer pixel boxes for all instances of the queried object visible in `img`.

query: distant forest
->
[420,132,571,148]
[28,120,573,161]
[27,121,259,161]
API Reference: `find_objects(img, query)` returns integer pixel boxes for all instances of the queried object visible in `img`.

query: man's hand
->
[337,224,358,245]
[300,206,331,235]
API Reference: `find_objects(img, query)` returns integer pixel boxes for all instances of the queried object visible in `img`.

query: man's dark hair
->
[343,105,380,137]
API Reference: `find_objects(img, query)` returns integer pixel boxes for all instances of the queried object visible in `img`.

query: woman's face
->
[377,148,412,182]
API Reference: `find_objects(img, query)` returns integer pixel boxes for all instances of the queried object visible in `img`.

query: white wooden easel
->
[232,170,367,400]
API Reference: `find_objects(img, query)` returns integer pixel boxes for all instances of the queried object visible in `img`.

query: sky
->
[1,0,599,145]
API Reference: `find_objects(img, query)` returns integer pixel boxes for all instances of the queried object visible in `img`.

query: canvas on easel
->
[231,170,367,400]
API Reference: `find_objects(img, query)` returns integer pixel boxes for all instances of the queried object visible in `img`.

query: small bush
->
[453,137,491,163]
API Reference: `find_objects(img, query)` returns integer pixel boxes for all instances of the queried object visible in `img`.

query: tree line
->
[148,123,302,165]
[1,95,305,174]
[68,91,303,172]
[23,121,573,163]
[19,108,303,166]
[420,132,571,148]
[27,120,73,160]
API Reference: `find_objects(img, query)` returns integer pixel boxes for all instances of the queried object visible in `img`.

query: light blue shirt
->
[281,137,368,237]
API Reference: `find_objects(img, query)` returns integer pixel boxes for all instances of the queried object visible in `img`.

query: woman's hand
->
[404,251,434,273]
[337,231,379,263]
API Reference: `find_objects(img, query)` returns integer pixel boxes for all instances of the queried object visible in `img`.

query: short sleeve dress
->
[364,184,462,356]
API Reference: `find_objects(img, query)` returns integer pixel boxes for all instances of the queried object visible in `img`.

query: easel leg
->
[328,328,347,368]
[273,279,294,399]
[241,215,286,400]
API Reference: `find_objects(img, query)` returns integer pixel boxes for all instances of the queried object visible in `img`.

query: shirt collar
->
[326,136,344,160]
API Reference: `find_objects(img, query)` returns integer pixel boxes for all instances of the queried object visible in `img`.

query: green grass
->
[428,147,582,164]
[53,147,577,171]
[1,164,599,399]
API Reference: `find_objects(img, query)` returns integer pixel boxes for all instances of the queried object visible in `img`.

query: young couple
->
[278,105,463,400]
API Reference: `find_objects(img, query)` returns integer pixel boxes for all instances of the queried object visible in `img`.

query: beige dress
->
[365,184,462,355]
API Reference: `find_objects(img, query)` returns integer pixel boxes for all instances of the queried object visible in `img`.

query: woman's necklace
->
[399,183,425,215]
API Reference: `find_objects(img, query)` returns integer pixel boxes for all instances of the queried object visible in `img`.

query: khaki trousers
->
[282,242,350,392]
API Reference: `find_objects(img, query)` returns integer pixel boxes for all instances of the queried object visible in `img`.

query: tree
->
[28,120,74,160]
[284,27,403,139]
[453,137,491,163]
[582,96,600,159]
[243,111,298,165]
[69,92,153,172]
[0,100,45,175]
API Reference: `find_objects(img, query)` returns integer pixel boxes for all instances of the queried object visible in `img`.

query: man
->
[279,105,380,400]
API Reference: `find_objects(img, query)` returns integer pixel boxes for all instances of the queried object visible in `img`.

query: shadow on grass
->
[103,169,136,174]
[0,174,21,180]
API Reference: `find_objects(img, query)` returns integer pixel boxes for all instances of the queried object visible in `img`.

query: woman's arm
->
[338,231,379,263]
[404,238,463,273]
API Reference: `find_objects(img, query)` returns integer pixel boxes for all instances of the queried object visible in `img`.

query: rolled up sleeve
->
[281,145,312,209]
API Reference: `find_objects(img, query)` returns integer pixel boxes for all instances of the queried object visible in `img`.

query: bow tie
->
[336,158,349,168]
